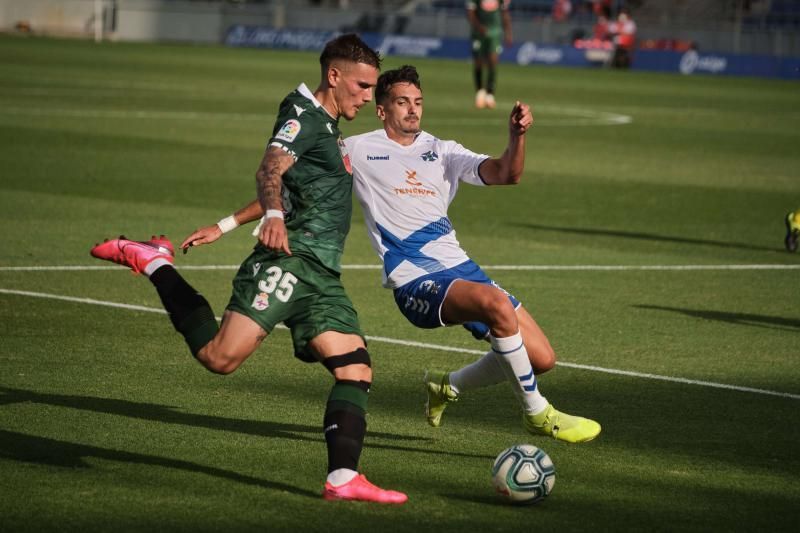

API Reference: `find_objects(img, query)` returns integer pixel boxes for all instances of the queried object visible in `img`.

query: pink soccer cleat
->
[90,235,174,274]
[322,474,408,504]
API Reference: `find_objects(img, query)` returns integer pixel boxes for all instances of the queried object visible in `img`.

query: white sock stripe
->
[493,342,524,355]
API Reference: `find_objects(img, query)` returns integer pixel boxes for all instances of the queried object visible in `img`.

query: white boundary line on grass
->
[1,287,798,401]
[2,263,800,272]
[0,104,632,128]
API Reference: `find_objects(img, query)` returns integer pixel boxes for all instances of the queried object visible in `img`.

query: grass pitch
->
[0,35,798,532]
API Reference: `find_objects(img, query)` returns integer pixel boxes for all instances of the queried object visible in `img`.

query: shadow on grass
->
[0,428,319,498]
[515,222,782,254]
[634,305,800,331]
[0,387,493,461]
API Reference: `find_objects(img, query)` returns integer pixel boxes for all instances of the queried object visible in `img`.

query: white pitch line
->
[1,287,798,401]
[0,105,631,127]
[1,264,800,272]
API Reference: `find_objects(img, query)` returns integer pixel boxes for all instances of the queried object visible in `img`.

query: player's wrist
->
[266,209,284,220]
[216,215,239,234]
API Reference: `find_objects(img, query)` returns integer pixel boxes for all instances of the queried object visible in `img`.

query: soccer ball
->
[491,444,556,504]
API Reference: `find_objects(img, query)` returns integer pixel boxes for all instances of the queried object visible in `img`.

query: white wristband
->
[265,209,284,220]
[216,215,239,234]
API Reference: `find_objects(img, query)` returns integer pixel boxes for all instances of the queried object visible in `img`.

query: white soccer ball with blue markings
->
[492,444,555,504]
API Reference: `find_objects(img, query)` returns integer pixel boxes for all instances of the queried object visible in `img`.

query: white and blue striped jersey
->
[346,129,489,289]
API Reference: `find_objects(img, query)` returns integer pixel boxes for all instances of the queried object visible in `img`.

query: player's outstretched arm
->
[478,101,534,186]
[180,199,264,253]
[256,145,295,256]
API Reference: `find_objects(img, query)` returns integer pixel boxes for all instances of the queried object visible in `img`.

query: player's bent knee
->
[197,345,245,375]
[323,348,372,382]
[481,291,518,327]
[536,350,557,373]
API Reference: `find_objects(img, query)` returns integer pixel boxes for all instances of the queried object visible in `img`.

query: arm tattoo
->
[256,146,294,211]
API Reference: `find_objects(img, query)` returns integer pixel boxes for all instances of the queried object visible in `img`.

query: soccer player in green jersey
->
[90,34,407,504]
[467,0,512,109]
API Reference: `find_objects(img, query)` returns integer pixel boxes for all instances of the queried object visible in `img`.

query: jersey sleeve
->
[441,139,489,187]
[267,108,319,161]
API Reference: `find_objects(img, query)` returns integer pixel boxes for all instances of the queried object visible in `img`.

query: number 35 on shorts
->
[255,265,298,307]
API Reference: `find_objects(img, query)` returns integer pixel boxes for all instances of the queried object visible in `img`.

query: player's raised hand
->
[259,216,292,256]
[181,224,223,254]
[509,101,533,136]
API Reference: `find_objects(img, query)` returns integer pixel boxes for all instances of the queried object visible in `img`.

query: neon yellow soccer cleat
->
[424,370,458,427]
[523,404,601,443]
[785,211,799,252]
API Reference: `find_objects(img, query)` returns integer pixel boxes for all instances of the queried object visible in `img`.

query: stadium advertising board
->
[224,26,800,80]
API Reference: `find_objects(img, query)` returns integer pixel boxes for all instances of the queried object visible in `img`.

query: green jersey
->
[267,83,354,273]
[467,0,509,39]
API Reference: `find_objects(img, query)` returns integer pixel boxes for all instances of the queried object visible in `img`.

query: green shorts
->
[472,34,503,57]
[226,246,364,362]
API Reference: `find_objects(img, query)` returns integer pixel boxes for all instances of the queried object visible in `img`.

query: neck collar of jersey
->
[297,83,337,120]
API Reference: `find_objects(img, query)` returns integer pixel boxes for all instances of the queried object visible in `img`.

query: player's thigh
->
[442,279,515,326]
[516,306,557,373]
[199,310,268,373]
[283,262,366,364]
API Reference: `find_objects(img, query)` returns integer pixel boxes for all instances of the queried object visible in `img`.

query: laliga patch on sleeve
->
[275,119,301,143]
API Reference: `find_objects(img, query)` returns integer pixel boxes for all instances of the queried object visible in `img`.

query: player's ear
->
[376,104,386,122]
[327,66,341,88]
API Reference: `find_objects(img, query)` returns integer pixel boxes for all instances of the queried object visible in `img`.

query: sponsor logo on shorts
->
[251,291,270,311]
[275,119,301,142]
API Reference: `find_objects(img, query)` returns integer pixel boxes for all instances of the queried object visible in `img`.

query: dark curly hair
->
[375,65,421,105]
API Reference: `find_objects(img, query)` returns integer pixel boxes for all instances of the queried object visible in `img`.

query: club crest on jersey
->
[275,119,301,143]
[251,292,270,311]
[420,150,438,162]
[338,136,352,174]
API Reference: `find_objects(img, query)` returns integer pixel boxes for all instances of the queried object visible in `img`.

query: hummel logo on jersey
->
[326,123,333,134]
[293,104,305,116]
[420,150,438,162]
[367,155,390,161]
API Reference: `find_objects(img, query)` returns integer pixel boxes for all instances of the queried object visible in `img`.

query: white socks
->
[490,332,548,415]
[327,468,358,487]
[449,351,506,393]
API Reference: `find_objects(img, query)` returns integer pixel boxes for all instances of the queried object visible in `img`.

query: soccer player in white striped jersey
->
[345,65,600,443]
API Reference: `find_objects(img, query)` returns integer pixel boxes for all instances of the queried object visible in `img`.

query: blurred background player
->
[467,0,512,109]
[90,34,406,504]
[786,210,800,252]
[610,7,637,69]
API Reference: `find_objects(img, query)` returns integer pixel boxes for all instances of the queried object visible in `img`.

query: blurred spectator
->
[609,7,636,68]
[591,0,613,17]
[552,0,573,22]
[592,11,610,40]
